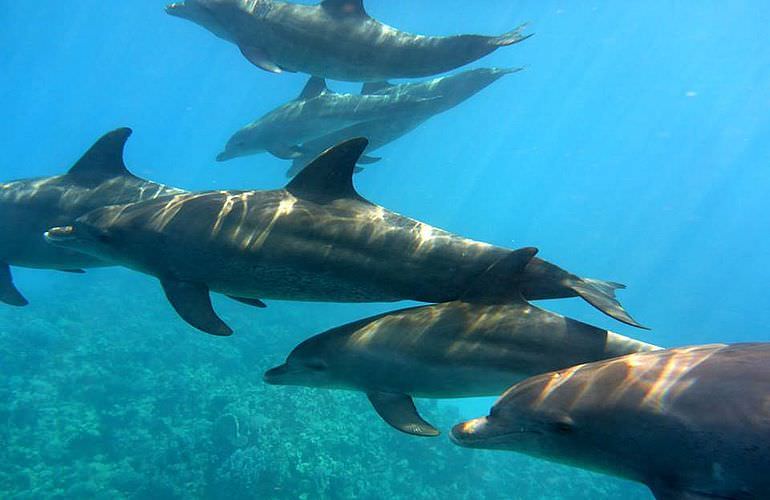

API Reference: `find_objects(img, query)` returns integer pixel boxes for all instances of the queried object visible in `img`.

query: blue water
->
[2,1,769,498]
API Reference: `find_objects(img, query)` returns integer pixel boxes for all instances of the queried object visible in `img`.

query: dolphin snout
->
[44,225,77,244]
[450,417,490,447]
[216,150,235,162]
[263,363,290,385]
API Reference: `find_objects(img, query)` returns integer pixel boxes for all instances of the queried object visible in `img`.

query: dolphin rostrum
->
[216,76,435,162]
[0,128,182,306]
[46,138,645,335]
[166,0,531,81]
[265,295,659,436]
[452,343,770,500]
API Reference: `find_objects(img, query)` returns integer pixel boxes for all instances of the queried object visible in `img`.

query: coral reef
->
[0,274,650,499]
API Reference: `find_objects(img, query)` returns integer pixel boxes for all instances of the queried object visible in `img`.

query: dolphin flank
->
[0,128,183,306]
[452,343,770,499]
[165,0,532,81]
[265,295,658,436]
[216,76,437,162]
[46,138,644,335]
[285,67,523,177]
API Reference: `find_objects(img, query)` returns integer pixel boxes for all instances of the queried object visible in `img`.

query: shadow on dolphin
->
[46,138,645,335]
[285,67,523,177]
[165,0,532,81]
[451,343,770,499]
[0,128,183,306]
[265,293,659,436]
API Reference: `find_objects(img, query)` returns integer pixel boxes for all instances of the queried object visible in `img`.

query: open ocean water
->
[1,1,769,498]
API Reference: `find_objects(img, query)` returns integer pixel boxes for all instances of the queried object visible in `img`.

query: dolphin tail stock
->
[569,277,649,330]
[460,247,539,303]
[0,262,28,307]
[491,23,533,47]
[367,392,440,437]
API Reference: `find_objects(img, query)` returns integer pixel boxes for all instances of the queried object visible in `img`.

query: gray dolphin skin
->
[0,128,183,306]
[286,67,522,177]
[451,343,770,500]
[216,76,436,162]
[45,138,644,336]
[165,0,531,81]
[264,296,659,436]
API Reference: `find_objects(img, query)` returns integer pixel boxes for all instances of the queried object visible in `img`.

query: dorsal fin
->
[285,138,369,204]
[320,0,368,18]
[461,247,538,303]
[66,128,134,187]
[298,76,329,100]
[361,81,394,95]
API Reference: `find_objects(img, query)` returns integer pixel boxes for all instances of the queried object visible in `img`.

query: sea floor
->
[0,269,650,499]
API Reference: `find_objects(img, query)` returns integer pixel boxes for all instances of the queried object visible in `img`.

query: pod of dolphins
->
[3,1,768,498]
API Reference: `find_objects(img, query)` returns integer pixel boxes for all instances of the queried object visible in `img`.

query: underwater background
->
[2,1,769,498]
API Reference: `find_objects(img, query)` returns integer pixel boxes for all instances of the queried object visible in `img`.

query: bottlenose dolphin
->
[46,138,644,336]
[452,343,770,500]
[216,76,434,161]
[165,0,531,81]
[286,67,522,177]
[0,128,182,306]
[264,294,659,436]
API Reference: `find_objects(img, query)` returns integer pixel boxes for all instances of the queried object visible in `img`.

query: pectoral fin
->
[239,45,284,74]
[366,392,439,437]
[161,279,232,336]
[0,263,28,307]
[358,155,382,165]
[269,145,304,160]
[226,295,267,308]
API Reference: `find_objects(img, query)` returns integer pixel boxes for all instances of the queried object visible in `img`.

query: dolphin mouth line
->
[451,428,541,447]
[263,364,301,384]
[44,226,77,243]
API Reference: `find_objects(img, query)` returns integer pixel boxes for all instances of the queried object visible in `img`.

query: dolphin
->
[45,138,645,336]
[215,76,435,161]
[451,343,770,500]
[0,128,183,306]
[264,293,659,436]
[285,67,522,177]
[165,0,531,81]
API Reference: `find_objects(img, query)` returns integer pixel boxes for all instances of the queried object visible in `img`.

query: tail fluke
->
[571,278,648,330]
[492,23,533,47]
